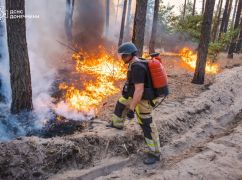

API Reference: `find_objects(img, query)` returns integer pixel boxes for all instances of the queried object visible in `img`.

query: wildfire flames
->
[179,47,219,74]
[58,46,127,114]
[57,46,219,115]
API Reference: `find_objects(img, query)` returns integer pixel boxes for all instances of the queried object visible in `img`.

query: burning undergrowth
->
[1,44,221,140]
[53,45,127,119]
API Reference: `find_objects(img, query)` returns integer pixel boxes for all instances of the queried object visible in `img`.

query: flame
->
[58,46,219,115]
[179,47,219,74]
[58,46,127,113]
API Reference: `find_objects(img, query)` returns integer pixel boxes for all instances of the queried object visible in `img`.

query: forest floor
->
[0,53,242,180]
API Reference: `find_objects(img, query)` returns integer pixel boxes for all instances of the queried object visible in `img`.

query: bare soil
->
[0,53,242,180]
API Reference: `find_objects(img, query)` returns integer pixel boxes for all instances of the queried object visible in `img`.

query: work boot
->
[143,153,160,165]
[106,122,123,130]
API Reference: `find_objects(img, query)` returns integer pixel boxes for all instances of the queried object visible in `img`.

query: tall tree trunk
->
[219,0,231,37]
[235,18,242,52]
[224,0,233,32]
[192,0,196,15]
[202,0,206,14]
[65,0,75,41]
[211,0,223,41]
[0,6,4,102]
[132,0,148,56]
[228,0,242,58]
[231,0,239,27]
[183,0,187,19]
[6,0,33,113]
[124,0,132,40]
[149,0,160,53]
[118,0,128,46]
[192,0,216,84]
[106,0,110,35]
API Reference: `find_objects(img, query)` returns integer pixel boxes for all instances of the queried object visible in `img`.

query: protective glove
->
[127,109,135,120]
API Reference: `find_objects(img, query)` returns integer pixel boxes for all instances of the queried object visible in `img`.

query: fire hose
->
[153,96,167,110]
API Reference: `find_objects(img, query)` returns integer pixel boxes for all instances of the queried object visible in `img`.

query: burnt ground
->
[0,53,242,180]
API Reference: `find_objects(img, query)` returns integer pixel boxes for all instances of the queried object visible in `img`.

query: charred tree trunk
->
[132,0,148,56]
[149,0,160,53]
[219,0,231,37]
[65,0,75,41]
[124,0,132,40]
[183,0,187,19]
[211,0,223,41]
[228,0,242,58]
[231,0,239,27]
[118,0,128,46]
[192,0,196,15]
[106,0,110,35]
[6,0,33,113]
[235,19,242,52]
[192,0,216,84]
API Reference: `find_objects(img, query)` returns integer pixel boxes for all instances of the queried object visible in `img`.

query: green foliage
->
[208,28,240,60]
[171,15,203,41]
[178,1,195,16]
[158,3,175,29]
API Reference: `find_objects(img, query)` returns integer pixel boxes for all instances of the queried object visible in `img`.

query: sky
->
[162,0,205,14]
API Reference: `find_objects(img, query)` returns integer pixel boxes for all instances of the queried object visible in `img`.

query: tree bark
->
[235,18,242,52]
[231,0,239,27]
[132,0,148,56]
[6,0,33,113]
[224,0,233,32]
[149,0,160,53]
[65,0,75,41]
[227,0,242,58]
[183,0,187,19]
[192,0,196,15]
[118,0,128,46]
[211,0,223,41]
[192,0,216,84]
[106,0,110,35]
[202,0,206,14]
[219,0,231,37]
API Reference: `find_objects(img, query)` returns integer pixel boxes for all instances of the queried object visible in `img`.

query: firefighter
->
[108,42,161,165]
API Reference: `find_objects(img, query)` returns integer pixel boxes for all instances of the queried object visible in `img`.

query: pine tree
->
[211,0,223,41]
[192,0,216,84]
[118,0,128,46]
[228,0,242,58]
[6,0,33,113]
[231,0,239,27]
[235,19,242,52]
[219,0,231,37]
[149,0,160,53]
[192,0,196,15]
[183,0,187,19]
[132,0,148,56]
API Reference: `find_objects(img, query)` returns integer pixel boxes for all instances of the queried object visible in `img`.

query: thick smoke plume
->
[73,0,105,51]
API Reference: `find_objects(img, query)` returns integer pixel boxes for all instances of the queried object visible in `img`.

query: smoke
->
[0,0,11,104]
[0,0,67,141]
[0,0,123,141]
[73,0,105,50]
